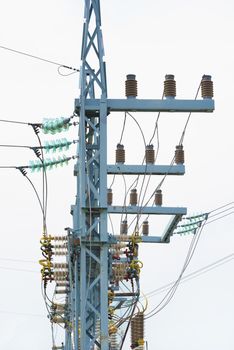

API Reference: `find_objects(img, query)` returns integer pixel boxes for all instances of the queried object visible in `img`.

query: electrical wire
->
[0,118,30,125]
[0,257,36,263]
[0,266,39,273]
[0,44,79,73]
[145,220,207,319]
[145,252,234,298]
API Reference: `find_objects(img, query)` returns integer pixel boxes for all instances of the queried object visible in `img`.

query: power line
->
[145,253,234,298]
[0,44,79,73]
[0,257,36,263]
[0,309,44,317]
[0,266,39,273]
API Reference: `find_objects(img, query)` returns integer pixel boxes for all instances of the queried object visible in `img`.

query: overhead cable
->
[0,44,79,73]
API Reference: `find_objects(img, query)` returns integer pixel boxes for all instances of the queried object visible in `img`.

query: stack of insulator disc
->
[145,144,155,164]
[131,312,144,349]
[109,333,118,350]
[142,220,149,236]
[155,189,162,206]
[175,145,184,164]
[112,262,128,281]
[107,188,113,205]
[116,143,125,163]
[120,220,128,234]
[125,74,138,98]
[164,74,176,98]
[130,189,138,206]
[201,75,213,98]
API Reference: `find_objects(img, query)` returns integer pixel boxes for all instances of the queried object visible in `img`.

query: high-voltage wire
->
[0,44,79,73]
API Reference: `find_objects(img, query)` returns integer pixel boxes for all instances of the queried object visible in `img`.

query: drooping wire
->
[145,252,234,299]
[145,219,207,319]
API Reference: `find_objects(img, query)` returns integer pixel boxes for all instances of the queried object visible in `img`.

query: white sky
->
[0,0,234,349]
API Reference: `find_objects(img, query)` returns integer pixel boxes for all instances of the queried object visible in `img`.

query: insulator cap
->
[116,143,125,163]
[120,220,128,235]
[130,189,138,206]
[107,188,113,205]
[125,74,138,98]
[155,189,162,206]
[201,75,213,99]
[164,74,176,98]
[175,145,184,164]
[145,144,155,164]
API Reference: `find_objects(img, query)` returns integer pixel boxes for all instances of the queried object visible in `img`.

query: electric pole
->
[50,1,214,349]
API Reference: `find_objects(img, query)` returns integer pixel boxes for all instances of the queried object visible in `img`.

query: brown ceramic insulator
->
[142,220,149,236]
[55,289,68,295]
[201,75,213,99]
[175,145,184,164]
[107,188,113,205]
[155,189,162,206]
[53,263,68,269]
[145,144,155,164]
[131,312,144,348]
[125,74,138,98]
[120,220,128,235]
[164,74,176,98]
[56,281,69,287]
[130,189,138,206]
[115,143,125,163]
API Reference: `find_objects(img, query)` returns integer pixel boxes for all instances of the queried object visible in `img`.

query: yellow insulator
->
[109,323,117,335]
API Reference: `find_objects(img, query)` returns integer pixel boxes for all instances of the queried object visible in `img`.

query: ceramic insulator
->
[201,75,213,99]
[155,189,162,206]
[175,145,184,164]
[115,143,125,163]
[125,74,138,98]
[164,74,176,98]
[142,220,149,236]
[107,188,113,205]
[130,189,138,206]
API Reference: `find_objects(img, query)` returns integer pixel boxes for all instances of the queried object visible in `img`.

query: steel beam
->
[108,205,187,216]
[75,98,214,113]
[107,164,185,175]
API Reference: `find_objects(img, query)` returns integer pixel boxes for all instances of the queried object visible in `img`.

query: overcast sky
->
[0,1,234,349]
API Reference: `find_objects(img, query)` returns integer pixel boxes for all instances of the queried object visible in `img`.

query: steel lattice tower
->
[72,0,109,349]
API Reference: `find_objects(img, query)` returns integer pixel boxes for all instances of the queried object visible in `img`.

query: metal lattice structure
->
[72,0,109,349]
[46,1,215,350]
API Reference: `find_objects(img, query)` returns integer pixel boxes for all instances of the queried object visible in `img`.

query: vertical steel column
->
[72,1,108,349]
